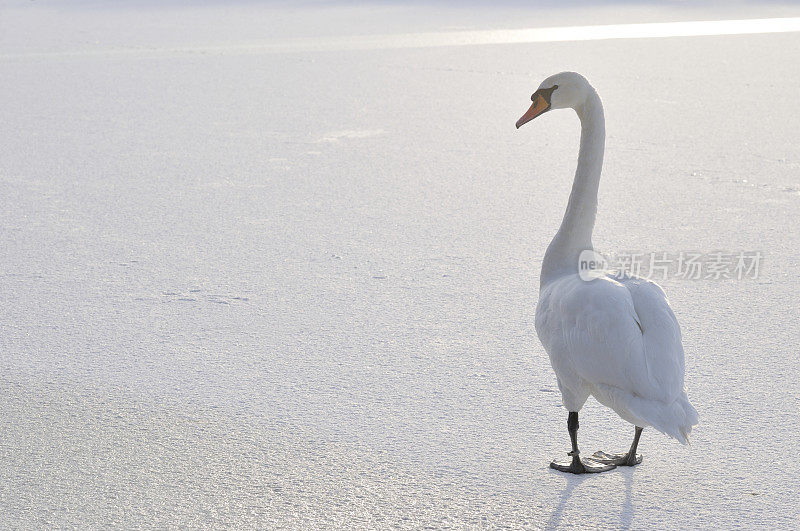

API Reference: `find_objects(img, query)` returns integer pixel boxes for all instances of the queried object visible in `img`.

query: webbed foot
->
[550,452,617,474]
[591,450,642,467]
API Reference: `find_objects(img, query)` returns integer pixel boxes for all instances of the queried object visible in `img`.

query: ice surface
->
[2,0,800,527]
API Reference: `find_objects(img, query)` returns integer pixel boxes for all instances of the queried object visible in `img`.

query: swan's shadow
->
[545,469,585,529]
[619,468,635,529]
[545,467,636,529]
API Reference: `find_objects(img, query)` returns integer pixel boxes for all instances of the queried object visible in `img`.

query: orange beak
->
[516,93,549,129]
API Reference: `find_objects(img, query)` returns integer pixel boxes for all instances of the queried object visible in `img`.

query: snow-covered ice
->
[2,1,800,527]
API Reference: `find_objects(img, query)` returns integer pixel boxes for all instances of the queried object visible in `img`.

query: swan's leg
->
[550,412,616,473]
[592,426,644,466]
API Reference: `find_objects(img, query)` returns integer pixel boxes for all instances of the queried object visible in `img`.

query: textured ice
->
[2,1,800,527]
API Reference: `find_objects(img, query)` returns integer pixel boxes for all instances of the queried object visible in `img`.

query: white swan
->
[516,72,698,474]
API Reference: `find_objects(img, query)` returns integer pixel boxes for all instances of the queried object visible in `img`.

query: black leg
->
[568,411,580,456]
[564,412,585,473]
[627,426,643,463]
[550,412,616,474]
[592,426,644,467]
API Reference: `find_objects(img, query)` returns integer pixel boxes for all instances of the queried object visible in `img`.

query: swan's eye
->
[531,93,537,102]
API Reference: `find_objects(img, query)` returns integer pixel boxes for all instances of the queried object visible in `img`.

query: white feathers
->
[532,73,698,444]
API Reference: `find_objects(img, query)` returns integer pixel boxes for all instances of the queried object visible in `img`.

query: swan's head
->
[515,72,594,129]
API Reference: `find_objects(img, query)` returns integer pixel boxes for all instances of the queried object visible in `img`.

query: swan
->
[516,72,698,474]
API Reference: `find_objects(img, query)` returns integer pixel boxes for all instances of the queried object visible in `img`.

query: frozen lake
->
[2,1,800,527]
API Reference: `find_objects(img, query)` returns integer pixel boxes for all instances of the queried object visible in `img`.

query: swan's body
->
[537,272,697,442]
[517,72,698,473]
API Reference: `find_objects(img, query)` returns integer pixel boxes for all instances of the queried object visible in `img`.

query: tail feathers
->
[594,384,699,444]
[655,393,698,444]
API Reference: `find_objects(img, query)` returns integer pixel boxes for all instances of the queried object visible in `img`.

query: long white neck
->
[540,89,605,287]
